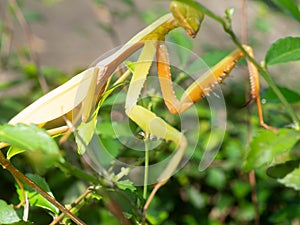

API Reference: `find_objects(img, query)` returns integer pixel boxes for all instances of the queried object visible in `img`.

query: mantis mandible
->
[0,1,275,222]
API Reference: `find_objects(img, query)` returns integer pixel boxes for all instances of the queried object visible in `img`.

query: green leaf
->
[124,61,135,73]
[243,129,300,171]
[202,50,231,68]
[122,0,135,7]
[115,179,136,192]
[0,79,24,91]
[96,82,126,108]
[93,0,104,6]
[76,113,98,155]
[187,186,205,209]
[0,124,57,152]
[0,200,20,224]
[24,11,43,23]
[8,221,34,225]
[261,86,300,103]
[267,160,300,178]
[101,92,126,107]
[7,147,26,159]
[265,37,300,65]
[0,124,63,172]
[271,0,300,22]
[231,181,251,199]
[16,173,59,215]
[23,63,38,79]
[278,166,300,190]
[169,30,193,66]
[75,82,125,154]
[91,136,122,167]
[185,51,230,75]
[141,11,160,24]
[206,168,226,190]
[270,203,300,222]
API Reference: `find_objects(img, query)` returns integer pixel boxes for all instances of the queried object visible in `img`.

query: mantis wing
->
[9,67,100,126]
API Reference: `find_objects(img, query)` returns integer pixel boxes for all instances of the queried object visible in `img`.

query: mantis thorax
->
[142,1,204,41]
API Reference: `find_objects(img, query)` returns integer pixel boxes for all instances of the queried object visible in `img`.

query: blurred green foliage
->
[0,0,300,225]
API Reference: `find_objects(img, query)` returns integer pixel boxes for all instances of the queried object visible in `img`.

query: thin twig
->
[249,171,260,225]
[8,0,49,92]
[0,151,86,225]
[143,134,150,199]
[50,187,93,225]
[240,1,260,224]
[0,1,14,67]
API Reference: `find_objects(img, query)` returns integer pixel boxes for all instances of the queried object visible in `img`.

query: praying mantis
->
[0,0,276,223]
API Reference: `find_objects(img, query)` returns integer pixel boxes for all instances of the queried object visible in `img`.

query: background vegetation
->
[0,0,300,224]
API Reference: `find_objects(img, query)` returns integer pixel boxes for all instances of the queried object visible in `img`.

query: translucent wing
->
[9,67,97,125]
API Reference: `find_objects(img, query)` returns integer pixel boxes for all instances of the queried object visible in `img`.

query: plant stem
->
[8,0,49,93]
[0,151,86,225]
[143,134,150,199]
[50,187,93,225]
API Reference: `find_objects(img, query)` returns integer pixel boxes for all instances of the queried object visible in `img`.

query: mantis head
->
[170,1,204,38]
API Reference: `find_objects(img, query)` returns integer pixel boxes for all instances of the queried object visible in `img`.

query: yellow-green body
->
[0,1,274,223]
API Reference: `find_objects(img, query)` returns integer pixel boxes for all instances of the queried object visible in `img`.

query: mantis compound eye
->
[170,1,204,38]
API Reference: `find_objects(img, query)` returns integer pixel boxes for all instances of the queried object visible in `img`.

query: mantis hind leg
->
[157,44,276,131]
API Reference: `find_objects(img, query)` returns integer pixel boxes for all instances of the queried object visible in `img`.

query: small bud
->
[225,8,235,18]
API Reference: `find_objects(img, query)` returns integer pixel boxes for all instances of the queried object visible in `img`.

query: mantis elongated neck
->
[142,19,179,41]
[93,14,177,90]
[96,14,174,69]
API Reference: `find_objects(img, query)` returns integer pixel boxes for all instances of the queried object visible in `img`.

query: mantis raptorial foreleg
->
[123,41,188,220]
